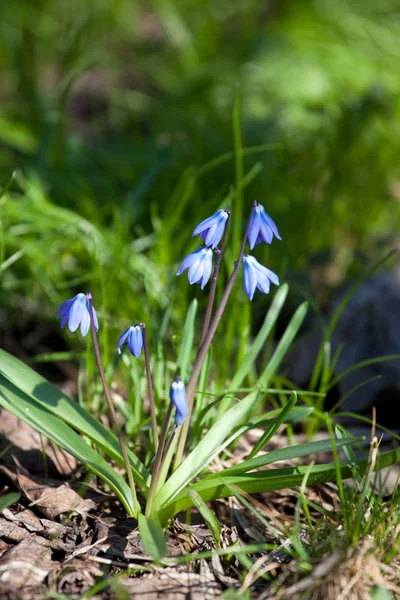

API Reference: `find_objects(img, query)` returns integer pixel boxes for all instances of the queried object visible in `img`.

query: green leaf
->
[154,390,259,510]
[228,283,289,391]
[370,586,395,600]
[206,435,362,479]
[208,404,314,459]
[0,492,21,512]
[0,375,136,516]
[0,171,17,200]
[186,488,221,548]
[138,514,167,560]
[328,354,400,390]
[0,350,150,491]
[258,301,308,387]
[248,392,297,458]
[157,446,400,523]
[177,299,198,381]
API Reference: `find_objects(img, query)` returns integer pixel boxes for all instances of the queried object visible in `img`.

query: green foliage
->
[1,0,400,376]
[0,492,21,512]
[138,514,167,561]
[0,0,399,577]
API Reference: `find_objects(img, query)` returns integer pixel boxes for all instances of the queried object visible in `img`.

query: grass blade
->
[158,446,400,523]
[228,283,289,391]
[258,302,308,387]
[205,435,362,479]
[177,299,198,381]
[248,392,297,459]
[186,488,221,547]
[154,390,259,510]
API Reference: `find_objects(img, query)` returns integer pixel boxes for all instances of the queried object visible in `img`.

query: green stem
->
[87,294,139,517]
[173,201,257,469]
[140,323,159,451]
[145,402,173,517]
[155,433,179,496]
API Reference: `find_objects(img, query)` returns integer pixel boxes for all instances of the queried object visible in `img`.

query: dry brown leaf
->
[0,518,30,543]
[16,473,89,519]
[0,535,56,589]
[121,568,222,599]
[0,410,76,476]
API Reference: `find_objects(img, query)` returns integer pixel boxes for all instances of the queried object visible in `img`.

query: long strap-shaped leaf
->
[153,390,259,510]
[0,349,150,491]
[228,283,289,392]
[205,435,362,479]
[157,446,400,523]
[0,375,136,515]
[257,301,308,387]
[248,392,297,459]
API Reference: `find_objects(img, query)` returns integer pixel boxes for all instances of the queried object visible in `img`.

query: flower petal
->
[117,326,132,354]
[67,294,87,332]
[92,306,99,331]
[60,306,72,329]
[256,271,271,294]
[258,219,273,244]
[247,208,261,250]
[188,259,203,285]
[80,309,91,337]
[56,298,74,319]
[177,248,203,276]
[192,211,222,236]
[200,249,213,289]
[128,326,143,358]
[261,209,281,240]
[170,380,188,425]
[257,263,280,287]
[243,255,258,300]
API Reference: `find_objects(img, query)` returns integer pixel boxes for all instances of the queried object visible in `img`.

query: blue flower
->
[248,203,281,250]
[117,326,143,358]
[192,209,229,249]
[177,247,213,289]
[170,378,188,426]
[57,293,98,337]
[242,255,279,301]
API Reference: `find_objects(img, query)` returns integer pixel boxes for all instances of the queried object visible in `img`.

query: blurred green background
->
[1,0,400,374]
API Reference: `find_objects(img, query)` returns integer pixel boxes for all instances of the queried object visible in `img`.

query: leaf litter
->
[0,407,399,599]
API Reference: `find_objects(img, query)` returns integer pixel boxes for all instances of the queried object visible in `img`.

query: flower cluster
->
[56,201,281,436]
[56,295,189,426]
[176,209,229,289]
[177,201,280,300]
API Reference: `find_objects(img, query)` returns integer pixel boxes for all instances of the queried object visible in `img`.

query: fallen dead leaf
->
[0,410,76,476]
[0,535,56,589]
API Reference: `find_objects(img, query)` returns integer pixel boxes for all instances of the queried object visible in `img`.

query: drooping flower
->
[117,325,143,358]
[170,377,188,426]
[57,293,98,337]
[248,202,281,249]
[192,209,230,249]
[242,255,279,301]
[177,247,213,289]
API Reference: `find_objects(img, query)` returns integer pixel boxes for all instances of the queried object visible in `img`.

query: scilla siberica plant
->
[3,198,395,556]
[54,201,280,518]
